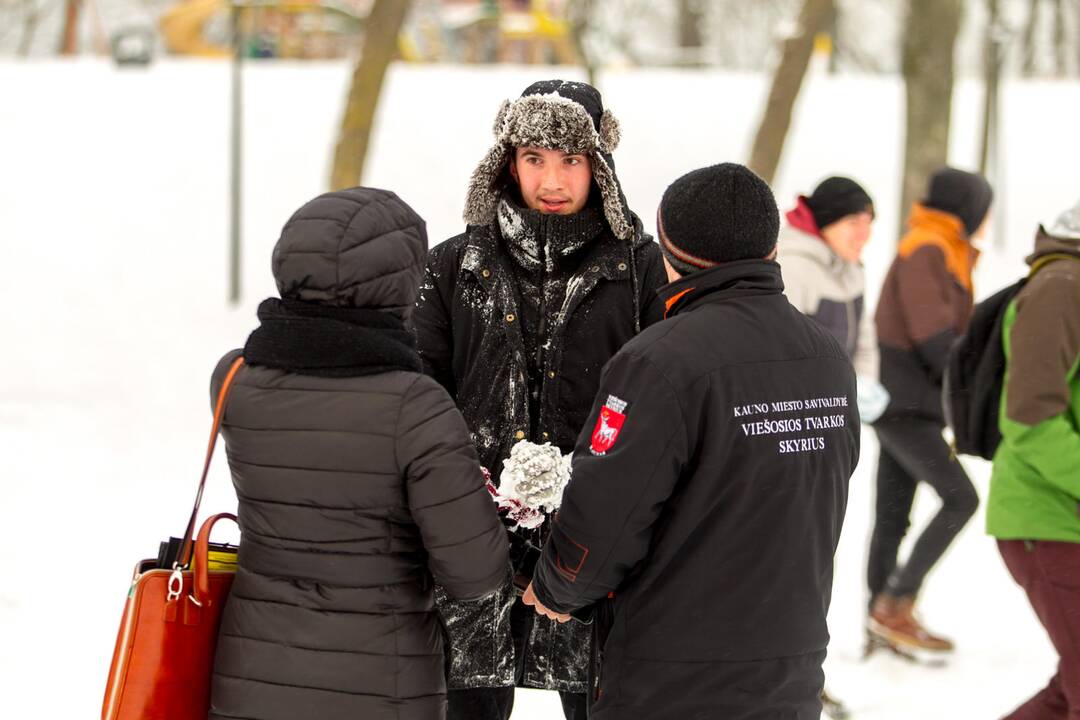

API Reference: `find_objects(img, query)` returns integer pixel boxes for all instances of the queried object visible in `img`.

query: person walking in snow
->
[780,176,889,424]
[868,167,993,655]
[779,175,884,718]
[413,80,666,720]
[207,187,508,720]
[989,199,1080,720]
[524,163,860,720]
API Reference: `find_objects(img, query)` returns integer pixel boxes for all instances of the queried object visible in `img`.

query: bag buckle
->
[166,566,184,602]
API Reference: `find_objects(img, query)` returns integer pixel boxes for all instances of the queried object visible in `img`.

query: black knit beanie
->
[805,176,874,230]
[658,163,779,275]
[924,167,994,236]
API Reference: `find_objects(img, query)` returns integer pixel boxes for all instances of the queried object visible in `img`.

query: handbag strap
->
[176,355,245,570]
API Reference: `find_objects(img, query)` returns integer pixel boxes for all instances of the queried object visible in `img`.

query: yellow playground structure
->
[159,0,578,63]
[160,0,368,59]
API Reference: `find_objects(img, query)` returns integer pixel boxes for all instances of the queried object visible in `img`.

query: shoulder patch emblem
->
[590,395,628,456]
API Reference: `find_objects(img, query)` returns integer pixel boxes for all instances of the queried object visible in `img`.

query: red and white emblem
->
[590,395,628,455]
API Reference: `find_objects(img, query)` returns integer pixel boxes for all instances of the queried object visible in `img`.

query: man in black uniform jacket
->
[524,163,860,719]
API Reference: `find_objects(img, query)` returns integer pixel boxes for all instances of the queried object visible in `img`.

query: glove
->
[857,375,890,424]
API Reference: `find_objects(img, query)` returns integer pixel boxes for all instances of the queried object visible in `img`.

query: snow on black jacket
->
[208,188,507,720]
[413,204,666,691]
[532,260,860,719]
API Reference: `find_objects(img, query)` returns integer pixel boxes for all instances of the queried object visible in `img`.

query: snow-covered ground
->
[2,59,1079,718]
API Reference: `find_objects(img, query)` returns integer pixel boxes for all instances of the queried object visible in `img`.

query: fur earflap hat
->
[463,79,634,240]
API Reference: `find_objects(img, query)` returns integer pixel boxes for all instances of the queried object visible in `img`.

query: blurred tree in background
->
[747,0,834,184]
[899,0,964,234]
[330,0,412,190]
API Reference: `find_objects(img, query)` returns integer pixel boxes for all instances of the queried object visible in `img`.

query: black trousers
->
[867,415,979,602]
[447,600,589,720]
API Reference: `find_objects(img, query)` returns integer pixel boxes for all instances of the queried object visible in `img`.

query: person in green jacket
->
[989,197,1080,720]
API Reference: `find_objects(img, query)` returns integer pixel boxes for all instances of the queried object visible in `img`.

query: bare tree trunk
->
[1022,0,1041,76]
[747,0,834,184]
[677,0,705,67]
[899,0,963,237]
[18,0,42,56]
[59,0,81,55]
[1076,0,1080,76]
[569,0,598,87]
[330,0,412,190]
[1053,0,1067,75]
[979,0,1002,174]
[826,3,840,74]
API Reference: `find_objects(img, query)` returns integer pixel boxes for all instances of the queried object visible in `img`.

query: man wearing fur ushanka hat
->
[414,80,666,720]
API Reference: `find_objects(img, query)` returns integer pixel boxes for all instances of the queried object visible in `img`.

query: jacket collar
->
[496,197,607,275]
[784,196,822,238]
[1028,226,1080,267]
[659,260,785,318]
[779,224,850,273]
[900,203,979,293]
[462,215,640,290]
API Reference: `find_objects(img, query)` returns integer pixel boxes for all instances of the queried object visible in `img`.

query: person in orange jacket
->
[868,167,993,655]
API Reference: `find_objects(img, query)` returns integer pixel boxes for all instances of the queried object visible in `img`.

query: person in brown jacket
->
[868,167,993,655]
[207,187,509,720]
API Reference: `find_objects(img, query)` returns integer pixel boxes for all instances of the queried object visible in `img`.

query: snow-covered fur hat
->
[463,79,634,240]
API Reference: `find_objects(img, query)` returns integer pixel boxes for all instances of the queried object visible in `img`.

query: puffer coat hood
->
[272,187,428,320]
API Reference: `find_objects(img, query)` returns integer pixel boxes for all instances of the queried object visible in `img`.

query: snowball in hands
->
[488,441,572,530]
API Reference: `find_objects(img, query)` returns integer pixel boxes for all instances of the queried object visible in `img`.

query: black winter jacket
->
[414,203,666,691]
[208,188,507,720]
[416,208,666,476]
[532,260,860,719]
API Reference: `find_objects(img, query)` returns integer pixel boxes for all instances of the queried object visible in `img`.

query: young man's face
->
[821,211,873,264]
[509,146,592,215]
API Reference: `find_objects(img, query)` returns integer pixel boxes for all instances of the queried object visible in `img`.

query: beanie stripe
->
[657,211,719,274]
[660,232,719,269]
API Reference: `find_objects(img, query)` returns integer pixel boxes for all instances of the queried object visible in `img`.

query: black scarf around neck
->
[497,196,607,275]
[243,298,421,377]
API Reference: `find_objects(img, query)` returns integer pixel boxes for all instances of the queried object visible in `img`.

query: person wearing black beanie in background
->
[524,163,859,719]
[781,176,890,423]
[868,167,993,657]
[780,175,884,719]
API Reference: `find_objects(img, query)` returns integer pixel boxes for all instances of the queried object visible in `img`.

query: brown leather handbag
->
[101,357,244,720]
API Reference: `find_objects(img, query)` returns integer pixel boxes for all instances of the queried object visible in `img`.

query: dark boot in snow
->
[821,688,850,718]
[868,593,954,653]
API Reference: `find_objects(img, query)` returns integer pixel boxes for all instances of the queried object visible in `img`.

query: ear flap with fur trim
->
[463,143,510,227]
[592,153,633,241]
[598,109,621,154]
[491,99,511,139]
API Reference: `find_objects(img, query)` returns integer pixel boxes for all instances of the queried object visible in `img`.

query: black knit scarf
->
[497,195,606,275]
[243,298,421,377]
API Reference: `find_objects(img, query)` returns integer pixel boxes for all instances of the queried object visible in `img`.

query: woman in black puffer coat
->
[208,187,508,720]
